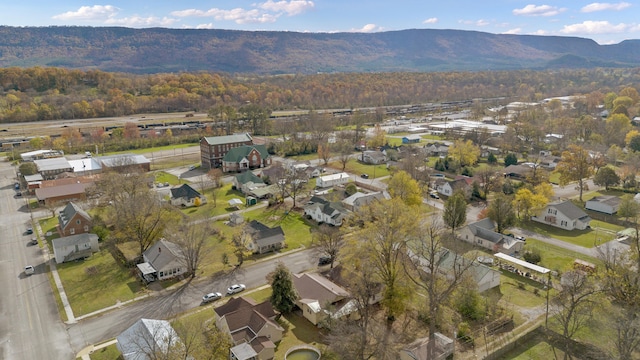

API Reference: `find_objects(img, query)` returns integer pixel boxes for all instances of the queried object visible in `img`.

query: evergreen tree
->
[269,262,298,314]
[504,153,518,167]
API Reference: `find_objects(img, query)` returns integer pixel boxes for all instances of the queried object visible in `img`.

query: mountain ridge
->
[0,26,638,74]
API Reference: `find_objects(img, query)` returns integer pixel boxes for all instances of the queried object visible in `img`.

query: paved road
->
[67,248,320,355]
[0,160,73,360]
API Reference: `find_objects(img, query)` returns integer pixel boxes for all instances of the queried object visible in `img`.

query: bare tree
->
[285,167,311,209]
[404,217,476,359]
[168,216,215,278]
[206,168,223,208]
[553,271,602,342]
[312,225,343,268]
[333,140,353,171]
[123,319,186,360]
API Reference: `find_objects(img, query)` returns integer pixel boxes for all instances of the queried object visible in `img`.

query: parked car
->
[15,191,22,197]
[202,292,222,303]
[14,183,20,190]
[429,192,440,199]
[360,173,369,179]
[515,235,526,241]
[25,227,33,235]
[24,265,35,275]
[318,256,332,266]
[227,284,246,295]
[188,165,196,171]
[30,237,38,246]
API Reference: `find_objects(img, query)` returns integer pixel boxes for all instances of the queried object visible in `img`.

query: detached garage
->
[585,195,621,215]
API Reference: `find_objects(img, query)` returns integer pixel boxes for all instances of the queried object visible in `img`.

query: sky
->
[1,1,638,44]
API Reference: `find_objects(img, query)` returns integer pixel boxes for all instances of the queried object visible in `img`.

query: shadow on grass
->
[284,313,323,344]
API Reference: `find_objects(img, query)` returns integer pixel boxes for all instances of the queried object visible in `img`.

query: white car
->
[227,284,246,295]
[202,292,222,303]
[515,235,526,241]
[24,265,35,275]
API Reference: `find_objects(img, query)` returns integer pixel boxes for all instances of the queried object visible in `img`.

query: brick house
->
[57,202,92,237]
[200,133,253,170]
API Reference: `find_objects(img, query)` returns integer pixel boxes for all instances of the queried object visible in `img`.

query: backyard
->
[328,158,390,178]
[520,219,623,248]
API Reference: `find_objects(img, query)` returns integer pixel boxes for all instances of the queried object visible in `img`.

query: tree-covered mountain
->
[0,26,638,74]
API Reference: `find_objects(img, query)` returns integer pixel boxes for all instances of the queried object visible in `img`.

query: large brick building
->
[200,133,253,170]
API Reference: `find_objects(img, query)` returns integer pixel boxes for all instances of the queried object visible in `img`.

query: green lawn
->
[498,331,569,360]
[105,143,198,156]
[385,137,404,146]
[328,158,390,178]
[245,286,273,303]
[289,152,320,161]
[56,250,143,316]
[180,183,247,217]
[523,239,600,273]
[492,273,551,308]
[154,171,181,186]
[89,344,120,360]
[520,220,621,248]
[243,207,315,249]
[274,313,331,359]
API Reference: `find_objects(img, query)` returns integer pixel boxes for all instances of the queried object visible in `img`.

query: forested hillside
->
[0,67,639,123]
[0,26,639,74]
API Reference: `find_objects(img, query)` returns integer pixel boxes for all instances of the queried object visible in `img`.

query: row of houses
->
[303,191,388,226]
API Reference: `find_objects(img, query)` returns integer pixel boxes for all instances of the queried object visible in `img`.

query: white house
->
[532,200,591,230]
[361,151,387,165]
[316,172,350,188]
[458,218,524,256]
[585,195,621,215]
[169,184,207,207]
[342,191,386,212]
[52,233,100,263]
[116,318,181,360]
[139,239,187,282]
[304,196,348,226]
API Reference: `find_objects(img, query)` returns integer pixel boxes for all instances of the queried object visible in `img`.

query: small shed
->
[585,195,621,215]
[402,134,422,144]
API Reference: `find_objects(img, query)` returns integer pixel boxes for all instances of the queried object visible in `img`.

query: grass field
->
[179,183,247,217]
[520,219,621,248]
[242,206,315,249]
[328,158,390,178]
[523,239,600,273]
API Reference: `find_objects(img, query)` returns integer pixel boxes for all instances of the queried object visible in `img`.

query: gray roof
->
[247,220,285,246]
[586,195,621,207]
[551,200,589,220]
[230,343,258,360]
[144,239,185,271]
[170,184,201,200]
[34,157,72,172]
[52,233,98,249]
[58,202,91,229]
[116,318,179,360]
[97,154,150,167]
[203,133,252,145]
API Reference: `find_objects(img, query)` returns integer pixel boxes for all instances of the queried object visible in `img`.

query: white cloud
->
[581,2,631,12]
[459,19,490,26]
[53,5,119,20]
[195,23,215,29]
[257,0,314,16]
[503,28,522,34]
[560,20,630,34]
[104,16,178,27]
[422,17,438,24]
[513,4,565,16]
[171,8,278,24]
[350,24,383,33]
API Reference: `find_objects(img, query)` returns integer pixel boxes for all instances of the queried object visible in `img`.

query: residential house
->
[52,233,99,264]
[585,195,621,215]
[400,333,454,360]
[424,142,449,157]
[532,200,591,230]
[233,171,266,195]
[200,133,254,170]
[139,239,187,282]
[116,318,181,360]
[342,191,386,212]
[458,218,524,256]
[97,154,151,172]
[539,155,562,170]
[259,163,286,185]
[503,164,533,180]
[33,157,73,179]
[57,202,92,237]
[243,220,285,254]
[316,172,350,188]
[222,145,272,173]
[292,272,356,326]
[304,196,348,226]
[435,178,471,198]
[169,184,206,207]
[402,135,422,144]
[361,150,387,165]
[214,297,283,360]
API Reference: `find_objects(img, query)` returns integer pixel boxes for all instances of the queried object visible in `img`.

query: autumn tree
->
[443,190,467,235]
[556,144,594,202]
[208,104,238,135]
[268,262,298,314]
[333,140,353,171]
[476,166,502,198]
[367,124,386,149]
[593,166,620,190]
[605,113,632,147]
[345,198,417,345]
[448,139,480,168]
[513,184,552,220]
[487,193,516,233]
[387,170,423,206]
[618,194,640,224]
[239,103,271,135]
[404,217,476,359]
[312,225,343,268]
[317,143,332,165]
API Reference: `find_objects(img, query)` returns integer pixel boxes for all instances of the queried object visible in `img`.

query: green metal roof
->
[223,145,270,163]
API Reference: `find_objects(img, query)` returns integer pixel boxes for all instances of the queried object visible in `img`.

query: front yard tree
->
[448,139,480,168]
[333,140,353,172]
[513,188,547,220]
[593,166,620,190]
[169,215,214,278]
[285,167,310,209]
[443,190,467,235]
[553,271,602,340]
[404,217,476,359]
[476,166,502,198]
[556,144,594,202]
[387,170,423,207]
[487,193,516,233]
[268,262,298,314]
[312,225,343,268]
[347,198,417,351]
[317,143,332,165]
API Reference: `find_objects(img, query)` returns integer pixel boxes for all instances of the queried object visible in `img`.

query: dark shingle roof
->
[247,220,285,246]
[58,202,91,229]
[170,184,201,200]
